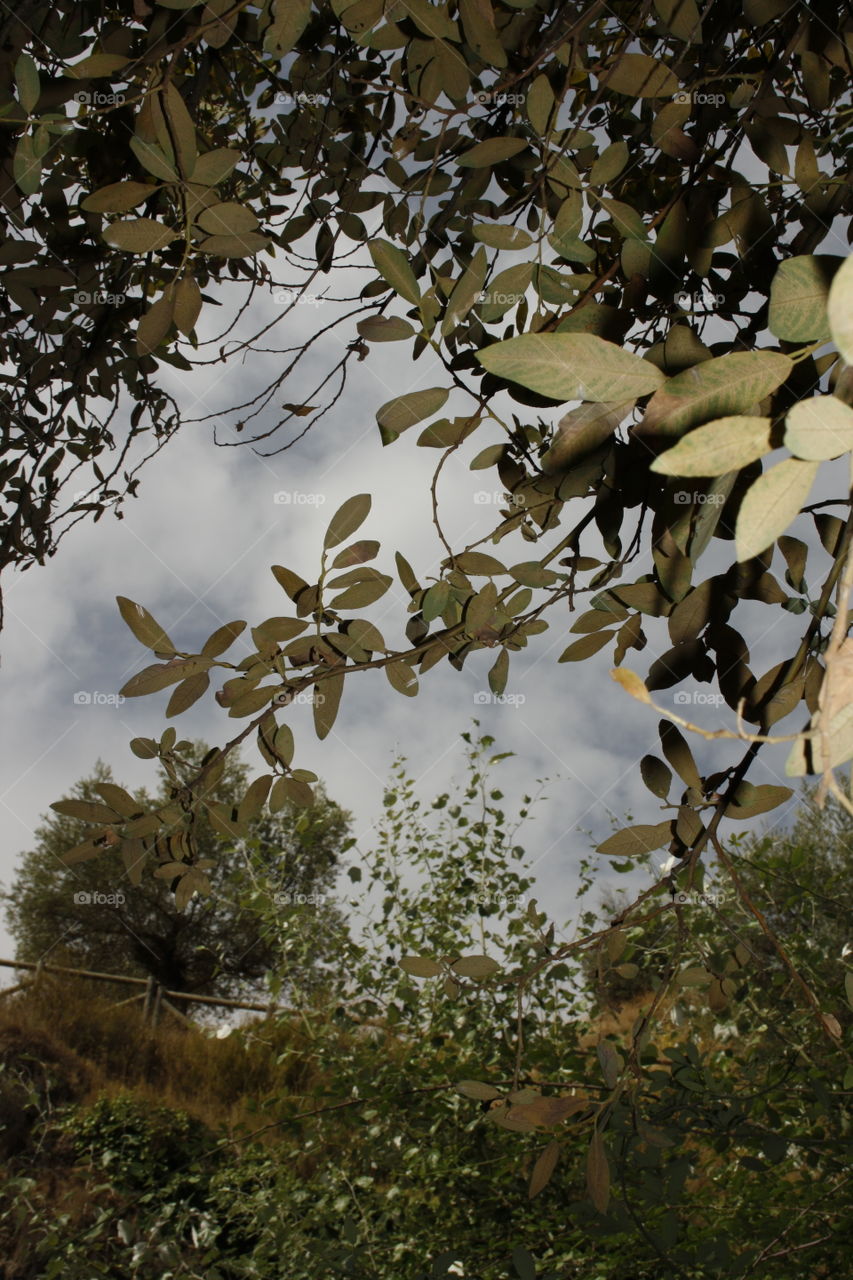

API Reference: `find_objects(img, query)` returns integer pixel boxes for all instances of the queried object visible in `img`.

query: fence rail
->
[0,956,289,1027]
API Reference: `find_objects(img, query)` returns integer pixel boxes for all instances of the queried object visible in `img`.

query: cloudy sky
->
[0,238,835,978]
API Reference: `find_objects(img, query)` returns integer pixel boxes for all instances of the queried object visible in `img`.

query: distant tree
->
[3,741,353,1007]
[582,781,853,1029]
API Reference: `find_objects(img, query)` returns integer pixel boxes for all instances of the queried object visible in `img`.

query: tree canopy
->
[3,0,853,1245]
[4,742,353,1003]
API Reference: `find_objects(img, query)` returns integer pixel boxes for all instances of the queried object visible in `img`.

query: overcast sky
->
[0,234,837,979]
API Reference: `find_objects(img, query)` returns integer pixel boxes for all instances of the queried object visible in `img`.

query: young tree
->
[4,741,353,1005]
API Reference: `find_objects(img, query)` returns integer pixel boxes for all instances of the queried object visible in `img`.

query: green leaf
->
[368,239,420,305]
[488,648,509,694]
[324,494,371,549]
[654,0,702,40]
[356,316,416,342]
[51,799,121,824]
[640,352,793,438]
[82,181,156,214]
[121,658,212,698]
[640,755,673,798]
[116,597,176,653]
[597,822,673,857]
[456,137,528,168]
[264,0,312,54]
[197,202,259,235]
[455,1080,502,1101]
[130,737,159,759]
[473,224,533,250]
[459,0,507,67]
[542,401,628,472]
[190,147,241,185]
[604,53,679,97]
[727,782,792,818]
[13,137,40,196]
[104,218,180,253]
[314,672,344,740]
[386,661,418,696]
[67,53,130,79]
[590,140,629,186]
[451,954,500,978]
[735,458,818,561]
[478,333,664,402]
[558,631,613,661]
[768,254,837,342]
[441,246,488,337]
[15,53,40,112]
[827,253,853,364]
[329,575,391,609]
[399,955,443,978]
[528,1141,560,1200]
[784,396,853,460]
[166,672,210,717]
[651,416,773,476]
[376,387,449,443]
[453,551,506,576]
[198,231,269,257]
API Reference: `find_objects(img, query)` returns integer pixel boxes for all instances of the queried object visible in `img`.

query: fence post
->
[142,974,155,1024]
[151,982,162,1028]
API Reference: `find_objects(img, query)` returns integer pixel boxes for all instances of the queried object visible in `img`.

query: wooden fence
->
[0,956,287,1028]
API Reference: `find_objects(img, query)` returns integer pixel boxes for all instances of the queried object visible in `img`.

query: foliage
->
[3,741,353,1003]
[4,738,851,1277]
[4,0,853,1263]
